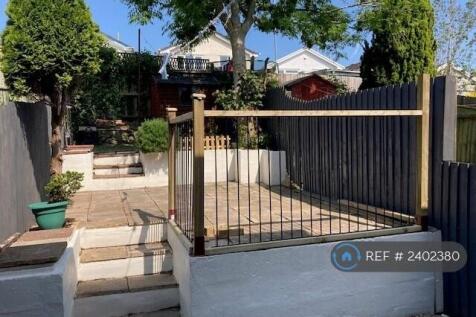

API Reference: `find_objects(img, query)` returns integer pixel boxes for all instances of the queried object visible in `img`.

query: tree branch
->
[295,1,374,14]
[219,13,231,33]
[241,0,256,34]
[229,1,242,36]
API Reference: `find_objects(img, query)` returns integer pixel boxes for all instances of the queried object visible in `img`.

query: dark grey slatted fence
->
[264,76,455,216]
[0,102,51,242]
[430,161,476,317]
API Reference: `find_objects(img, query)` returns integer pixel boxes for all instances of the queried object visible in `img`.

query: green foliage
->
[135,119,168,153]
[433,0,476,72]
[214,71,275,149]
[214,71,272,110]
[120,52,161,93]
[72,49,161,128]
[325,73,349,95]
[358,0,436,89]
[1,0,103,99]
[256,1,356,55]
[72,47,124,127]
[122,0,356,59]
[236,122,270,149]
[45,171,84,203]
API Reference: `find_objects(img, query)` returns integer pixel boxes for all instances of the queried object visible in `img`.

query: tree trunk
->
[229,30,247,87]
[49,89,69,176]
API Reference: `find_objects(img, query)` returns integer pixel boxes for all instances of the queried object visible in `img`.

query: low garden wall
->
[0,230,81,317]
[176,149,287,186]
[63,149,288,191]
[170,229,443,317]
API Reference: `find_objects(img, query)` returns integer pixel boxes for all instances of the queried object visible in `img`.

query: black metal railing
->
[174,119,194,241]
[167,57,213,73]
[199,113,421,249]
[168,75,431,255]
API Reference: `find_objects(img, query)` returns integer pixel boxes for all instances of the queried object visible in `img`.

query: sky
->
[0,0,363,66]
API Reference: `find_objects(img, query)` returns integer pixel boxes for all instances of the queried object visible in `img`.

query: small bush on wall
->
[135,119,168,153]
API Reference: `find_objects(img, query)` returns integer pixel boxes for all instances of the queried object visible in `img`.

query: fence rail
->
[203,109,423,117]
[168,75,431,256]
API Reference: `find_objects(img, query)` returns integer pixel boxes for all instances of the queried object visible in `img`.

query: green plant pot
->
[28,201,68,230]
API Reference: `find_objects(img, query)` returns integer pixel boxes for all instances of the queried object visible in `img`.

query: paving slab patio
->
[67,188,168,229]
[68,183,414,248]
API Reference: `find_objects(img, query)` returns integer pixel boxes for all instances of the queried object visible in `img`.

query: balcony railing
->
[167,57,213,73]
[118,52,274,75]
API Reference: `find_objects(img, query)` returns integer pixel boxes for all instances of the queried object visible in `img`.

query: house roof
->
[157,31,259,57]
[102,33,134,53]
[276,48,344,70]
[316,69,361,77]
[345,62,361,72]
[283,73,336,88]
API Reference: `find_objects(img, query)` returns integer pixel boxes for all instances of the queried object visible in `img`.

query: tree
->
[71,48,161,131]
[358,0,436,89]
[433,0,476,74]
[123,0,356,86]
[2,0,103,175]
[72,47,125,131]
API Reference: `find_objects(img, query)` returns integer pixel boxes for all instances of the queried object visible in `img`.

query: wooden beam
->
[442,75,457,161]
[167,108,177,221]
[204,109,423,118]
[169,112,193,124]
[192,94,205,256]
[416,74,431,230]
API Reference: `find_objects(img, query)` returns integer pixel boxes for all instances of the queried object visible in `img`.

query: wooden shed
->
[284,73,337,100]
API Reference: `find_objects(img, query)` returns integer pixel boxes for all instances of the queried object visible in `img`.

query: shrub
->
[45,171,84,203]
[135,119,168,153]
[214,71,268,110]
[214,71,276,149]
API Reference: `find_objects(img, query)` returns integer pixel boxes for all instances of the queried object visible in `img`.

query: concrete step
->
[79,242,173,281]
[94,165,144,176]
[94,162,143,169]
[125,308,181,317]
[93,172,145,179]
[74,273,179,317]
[94,152,140,165]
[80,224,167,249]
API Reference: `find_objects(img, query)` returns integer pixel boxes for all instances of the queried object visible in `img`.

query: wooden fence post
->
[192,94,205,256]
[416,74,430,230]
[167,107,177,221]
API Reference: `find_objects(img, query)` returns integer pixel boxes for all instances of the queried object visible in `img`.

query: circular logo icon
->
[331,242,362,272]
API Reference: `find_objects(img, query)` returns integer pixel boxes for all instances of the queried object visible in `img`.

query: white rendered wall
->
[0,230,81,317]
[65,149,288,191]
[179,231,442,317]
[167,222,193,317]
[260,150,287,186]
[234,150,288,186]
[278,51,336,74]
[62,153,93,182]
[204,149,236,183]
[161,33,255,69]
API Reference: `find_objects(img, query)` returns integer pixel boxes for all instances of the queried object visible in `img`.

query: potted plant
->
[29,171,84,230]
